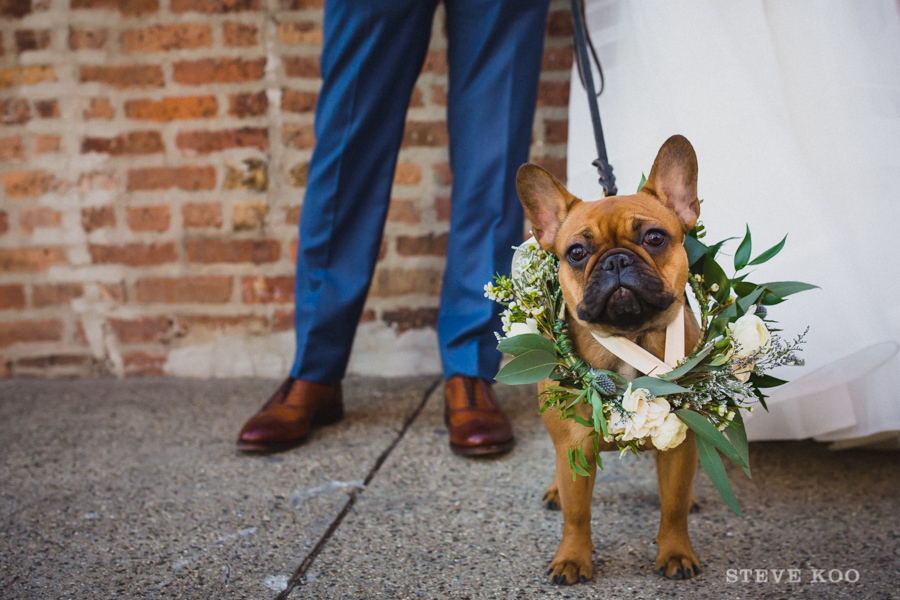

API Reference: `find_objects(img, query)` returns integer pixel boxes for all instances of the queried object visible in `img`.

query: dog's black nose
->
[601,253,633,272]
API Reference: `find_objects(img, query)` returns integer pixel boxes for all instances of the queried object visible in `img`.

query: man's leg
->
[291,0,439,383]
[439,0,550,454]
[239,0,438,451]
[439,0,549,375]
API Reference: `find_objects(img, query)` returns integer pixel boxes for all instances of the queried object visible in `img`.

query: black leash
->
[569,0,617,196]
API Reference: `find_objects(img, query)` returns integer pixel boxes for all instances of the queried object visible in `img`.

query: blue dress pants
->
[290,0,550,383]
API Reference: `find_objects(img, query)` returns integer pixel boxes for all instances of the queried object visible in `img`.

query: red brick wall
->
[0,0,571,378]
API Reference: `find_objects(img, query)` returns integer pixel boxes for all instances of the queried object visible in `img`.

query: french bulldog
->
[516,135,703,584]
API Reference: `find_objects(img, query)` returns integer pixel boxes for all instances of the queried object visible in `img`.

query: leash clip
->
[592,157,617,197]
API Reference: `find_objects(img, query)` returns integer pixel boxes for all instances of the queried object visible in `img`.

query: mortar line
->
[275,377,442,600]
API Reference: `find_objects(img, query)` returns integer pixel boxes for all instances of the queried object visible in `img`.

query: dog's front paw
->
[546,553,592,585]
[655,542,700,580]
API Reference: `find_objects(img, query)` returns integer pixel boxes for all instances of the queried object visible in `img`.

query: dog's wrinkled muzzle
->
[576,249,674,330]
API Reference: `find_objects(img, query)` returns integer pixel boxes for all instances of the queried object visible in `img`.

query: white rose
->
[650,412,688,450]
[644,397,670,431]
[729,311,770,358]
[619,385,669,441]
[505,318,539,338]
[620,382,649,412]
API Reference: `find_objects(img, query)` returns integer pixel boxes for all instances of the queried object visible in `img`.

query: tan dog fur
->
[516,136,703,584]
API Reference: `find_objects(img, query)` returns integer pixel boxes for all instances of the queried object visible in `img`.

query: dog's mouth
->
[575,250,674,332]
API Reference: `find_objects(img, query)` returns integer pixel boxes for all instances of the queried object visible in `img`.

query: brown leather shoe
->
[237,377,343,452]
[445,376,514,456]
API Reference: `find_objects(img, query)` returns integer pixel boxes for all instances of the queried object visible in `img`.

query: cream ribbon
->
[589,308,685,378]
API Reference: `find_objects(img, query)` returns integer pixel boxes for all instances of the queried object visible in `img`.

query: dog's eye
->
[566,244,589,264]
[642,230,668,248]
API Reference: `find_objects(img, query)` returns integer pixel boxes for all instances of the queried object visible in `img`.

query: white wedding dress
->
[566,0,900,447]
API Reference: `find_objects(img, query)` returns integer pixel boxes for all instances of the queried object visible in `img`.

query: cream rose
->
[506,318,539,338]
[733,364,753,382]
[729,311,770,358]
[650,412,688,450]
[619,384,670,441]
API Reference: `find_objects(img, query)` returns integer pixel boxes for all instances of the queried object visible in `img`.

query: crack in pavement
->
[274,377,442,599]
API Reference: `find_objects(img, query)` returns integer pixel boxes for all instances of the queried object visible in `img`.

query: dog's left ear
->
[516,164,581,251]
[643,135,700,232]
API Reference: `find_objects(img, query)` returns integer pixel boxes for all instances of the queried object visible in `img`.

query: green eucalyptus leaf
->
[736,286,766,313]
[572,415,593,429]
[695,434,743,518]
[707,237,738,260]
[749,373,788,388]
[759,291,786,306]
[732,281,758,297]
[630,376,690,396]
[566,387,589,409]
[590,388,608,436]
[497,333,557,357]
[709,353,731,367]
[567,447,590,479]
[592,433,603,470]
[659,344,715,380]
[708,317,729,338]
[577,446,590,471]
[495,350,557,385]
[676,409,748,468]
[637,173,647,192]
[734,225,752,271]
[710,302,738,334]
[748,234,787,265]
[702,254,731,303]
[727,412,751,478]
[684,235,708,267]
[760,281,819,298]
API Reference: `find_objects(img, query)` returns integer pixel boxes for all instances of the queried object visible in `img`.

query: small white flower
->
[505,318,539,338]
[650,412,688,451]
[710,283,720,292]
[511,238,539,279]
[607,408,626,436]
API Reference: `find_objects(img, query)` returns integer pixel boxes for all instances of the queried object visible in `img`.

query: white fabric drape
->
[566,0,900,446]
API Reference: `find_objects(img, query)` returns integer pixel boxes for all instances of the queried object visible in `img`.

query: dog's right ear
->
[516,164,581,251]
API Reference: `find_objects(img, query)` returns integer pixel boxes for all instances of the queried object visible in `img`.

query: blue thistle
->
[754,305,768,319]
[593,373,617,396]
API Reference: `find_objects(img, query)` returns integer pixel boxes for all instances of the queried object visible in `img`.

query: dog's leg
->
[654,430,700,579]
[542,473,560,510]
[546,436,596,584]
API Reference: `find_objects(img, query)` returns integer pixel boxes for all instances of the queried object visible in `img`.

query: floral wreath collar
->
[485,185,815,517]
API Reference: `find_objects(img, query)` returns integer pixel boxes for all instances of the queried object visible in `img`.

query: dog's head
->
[517,135,700,337]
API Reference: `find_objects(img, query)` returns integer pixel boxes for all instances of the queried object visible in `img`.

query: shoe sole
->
[449,438,515,457]
[236,406,345,454]
[236,438,306,453]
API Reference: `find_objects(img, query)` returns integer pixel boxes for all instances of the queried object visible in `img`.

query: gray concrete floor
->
[0,377,898,600]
